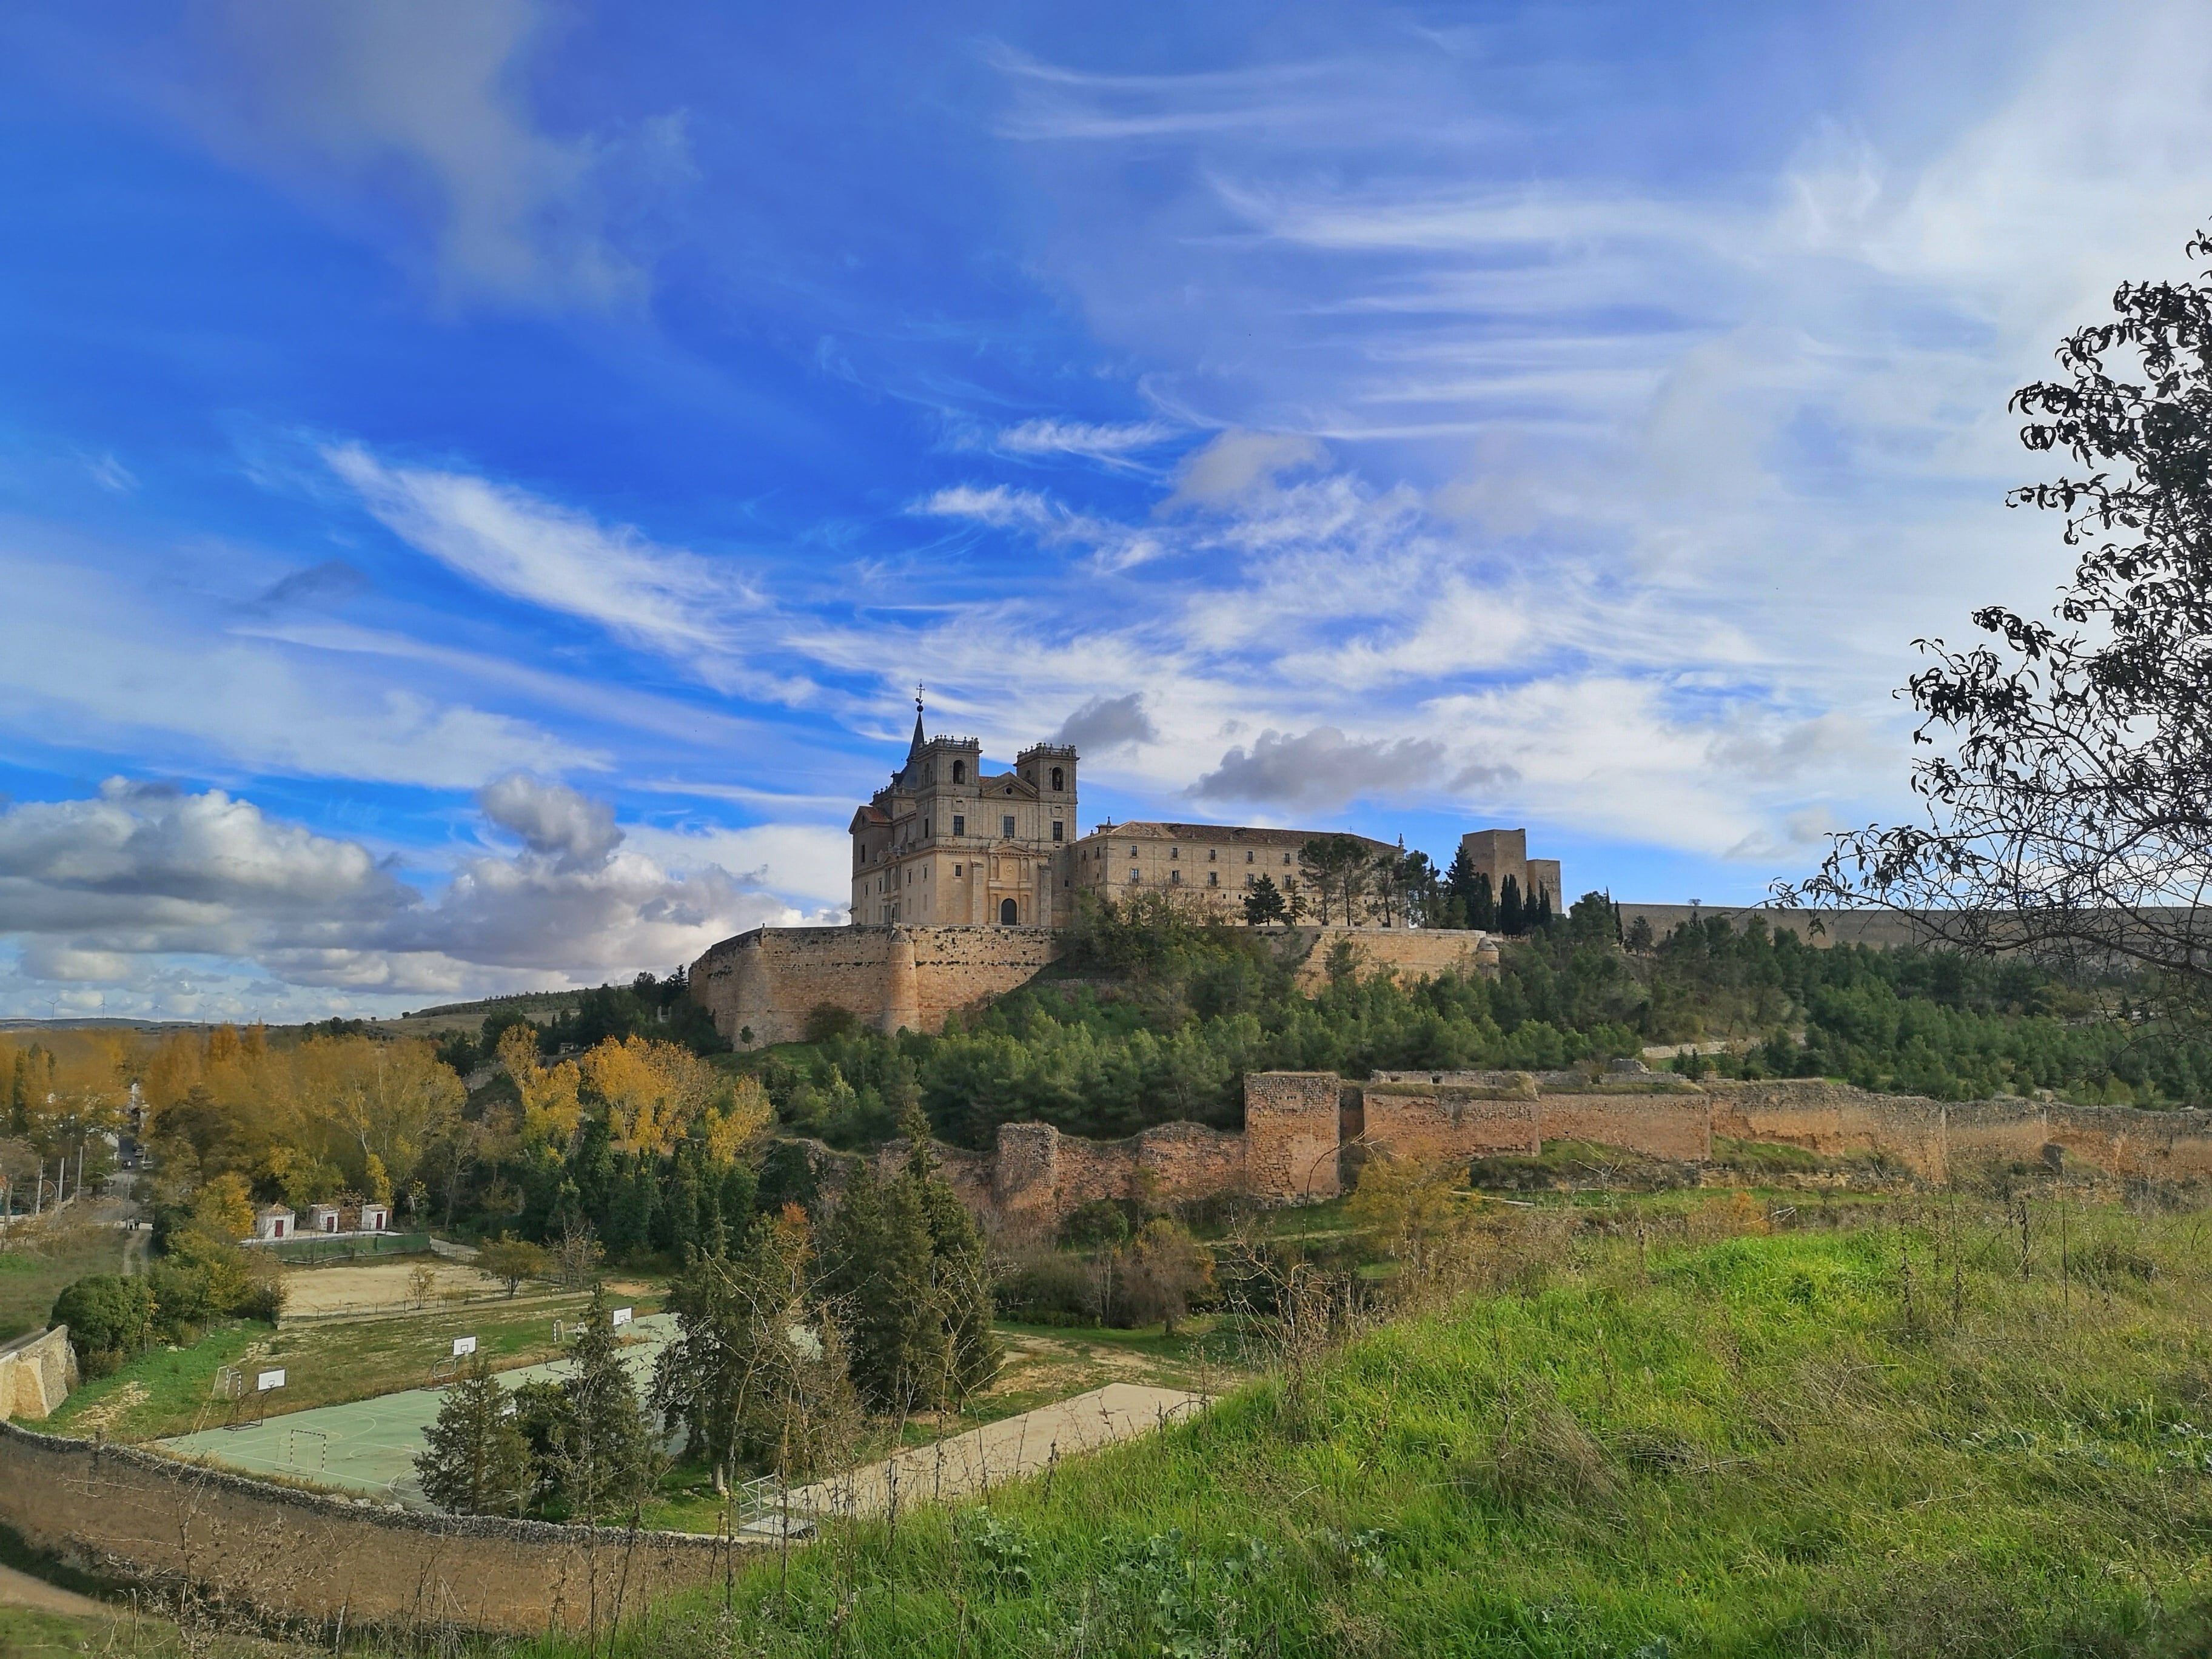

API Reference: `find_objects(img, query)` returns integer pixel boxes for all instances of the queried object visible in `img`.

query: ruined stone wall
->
[0,1325,75,1421]
[1537,1088,1714,1162]
[1242,1072,1345,1202]
[1704,1080,1951,1176]
[0,1422,748,1636]
[691,924,1061,1046]
[1357,1074,1541,1163]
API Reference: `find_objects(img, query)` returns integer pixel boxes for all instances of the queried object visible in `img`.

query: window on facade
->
[953,761,965,783]
[1283,853,1292,865]
[1002,815,1016,837]
[1128,871,1140,884]
[1244,873,1254,887]
[1246,850,1255,862]
[952,814,964,837]
[1051,820,1063,842]
[1000,897,1019,925]
[1050,766,1063,791]
[953,865,962,877]
[924,819,930,837]
[1170,868,1181,885]
[1207,871,1218,886]
[1170,846,1179,859]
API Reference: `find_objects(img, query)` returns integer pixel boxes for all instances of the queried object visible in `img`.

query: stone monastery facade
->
[848,701,1427,933]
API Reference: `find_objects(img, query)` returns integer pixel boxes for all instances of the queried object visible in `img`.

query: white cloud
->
[995,418,1178,460]
[0,779,819,1017]
[326,444,784,691]
[1191,727,1445,811]
[168,0,688,308]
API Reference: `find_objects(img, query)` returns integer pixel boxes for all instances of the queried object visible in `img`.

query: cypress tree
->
[903,1108,1001,1401]
[825,1161,947,1412]
[1498,874,1524,935]
[415,1358,532,1517]
[555,1287,659,1521]
[1470,871,1496,931]
[1443,845,1481,928]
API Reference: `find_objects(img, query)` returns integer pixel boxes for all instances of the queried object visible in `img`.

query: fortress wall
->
[1356,1077,1541,1164]
[1285,928,1495,993]
[1242,1072,1346,1202]
[0,1325,76,1421]
[1537,1089,1713,1162]
[2042,1104,2212,1180]
[0,1422,746,1637]
[1703,1079,1950,1177]
[692,925,1060,1047]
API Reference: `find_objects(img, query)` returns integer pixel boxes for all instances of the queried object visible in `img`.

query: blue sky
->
[3,0,2210,1021]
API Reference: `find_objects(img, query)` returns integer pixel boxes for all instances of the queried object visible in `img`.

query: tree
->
[1344,1156,1473,1279]
[1443,844,1482,928]
[415,1358,532,1517]
[1298,836,1374,926]
[652,1208,861,1490]
[554,1287,660,1521]
[1243,873,1288,927]
[1785,221,2212,996]
[477,1238,549,1298]
[1116,1219,1214,1335]
[1498,874,1524,936]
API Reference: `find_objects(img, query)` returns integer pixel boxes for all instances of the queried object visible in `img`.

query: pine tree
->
[1470,871,1496,930]
[1498,874,1524,935]
[905,1112,1002,1402]
[555,1287,659,1521]
[825,1160,947,1412]
[414,1358,532,1517]
[1242,873,1287,927]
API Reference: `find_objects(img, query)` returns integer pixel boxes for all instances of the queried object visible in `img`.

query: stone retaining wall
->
[692,924,1061,1046]
[0,1325,76,1421]
[0,1421,751,1636]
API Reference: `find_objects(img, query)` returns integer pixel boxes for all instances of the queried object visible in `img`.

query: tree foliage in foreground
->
[1789,218,2212,1000]
[414,1358,532,1517]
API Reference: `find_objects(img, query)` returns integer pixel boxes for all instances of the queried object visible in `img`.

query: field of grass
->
[0,1220,129,1343]
[43,1289,655,1443]
[537,1193,2212,1658]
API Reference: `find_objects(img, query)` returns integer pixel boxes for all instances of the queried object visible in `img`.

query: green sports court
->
[157,1313,675,1500]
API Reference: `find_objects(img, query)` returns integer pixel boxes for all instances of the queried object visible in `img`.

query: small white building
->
[307,1203,343,1235]
[252,1205,295,1241]
[360,1202,391,1232]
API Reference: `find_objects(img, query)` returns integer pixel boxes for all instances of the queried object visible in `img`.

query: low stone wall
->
[0,1421,751,1636]
[692,924,1062,1045]
[1538,1088,1714,1162]
[0,1326,76,1421]
[1358,1075,1541,1162]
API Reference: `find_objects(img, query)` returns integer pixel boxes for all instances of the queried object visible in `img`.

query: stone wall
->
[1283,927,1498,993]
[0,1325,75,1421]
[1705,1079,2212,1182]
[1242,1072,1346,1202]
[0,1421,749,1636]
[1357,1074,1541,1163]
[691,924,1062,1046]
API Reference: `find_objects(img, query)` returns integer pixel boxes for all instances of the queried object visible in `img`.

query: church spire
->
[907,684,927,763]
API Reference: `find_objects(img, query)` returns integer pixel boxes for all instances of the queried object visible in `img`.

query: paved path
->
[0,1561,104,1618]
[155,1314,675,1498]
[785,1384,1204,1519]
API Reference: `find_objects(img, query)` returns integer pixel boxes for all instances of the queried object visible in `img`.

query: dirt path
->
[784,1383,1204,1519]
[0,1561,104,1618]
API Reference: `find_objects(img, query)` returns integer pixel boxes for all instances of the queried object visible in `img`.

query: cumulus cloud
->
[1054,692,1159,755]
[0,779,809,1014]
[478,772,622,869]
[1190,726,1444,811]
[329,444,762,672]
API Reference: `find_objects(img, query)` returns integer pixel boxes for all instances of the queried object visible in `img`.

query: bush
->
[994,1249,1100,1324]
[51,1274,155,1364]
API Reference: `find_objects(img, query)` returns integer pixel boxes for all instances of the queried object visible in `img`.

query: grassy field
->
[0,1220,129,1344]
[42,1289,652,1443]
[526,1193,2212,1658]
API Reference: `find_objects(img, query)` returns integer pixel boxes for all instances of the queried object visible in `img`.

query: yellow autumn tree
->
[700,1073,774,1165]
[291,1036,462,1198]
[498,1024,582,1151]
[580,1035,716,1155]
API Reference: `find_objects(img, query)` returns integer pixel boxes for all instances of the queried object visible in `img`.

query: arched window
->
[953,760,966,783]
[1050,766,1063,791]
[999,897,1019,925]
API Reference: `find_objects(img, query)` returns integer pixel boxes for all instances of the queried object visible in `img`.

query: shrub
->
[51,1274,155,1366]
[994,1249,1099,1325]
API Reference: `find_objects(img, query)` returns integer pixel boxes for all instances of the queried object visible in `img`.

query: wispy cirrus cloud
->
[994,417,1178,460]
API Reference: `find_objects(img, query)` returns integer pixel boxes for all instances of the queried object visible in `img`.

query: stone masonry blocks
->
[1242,1071,1345,1202]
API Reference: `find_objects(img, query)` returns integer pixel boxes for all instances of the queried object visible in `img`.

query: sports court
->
[156,1313,675,1499]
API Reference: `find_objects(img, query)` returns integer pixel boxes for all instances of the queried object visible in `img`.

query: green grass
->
[0,1222,129,1343]
[532,1198,2212,1658]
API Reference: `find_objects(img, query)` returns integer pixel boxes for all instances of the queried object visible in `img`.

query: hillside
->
[555,1195,2212,1658]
